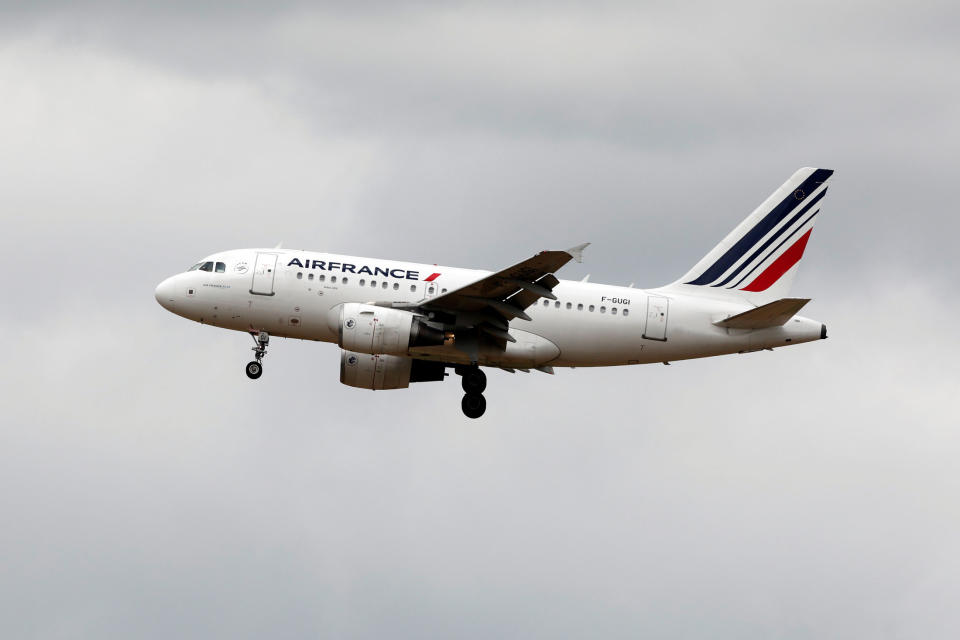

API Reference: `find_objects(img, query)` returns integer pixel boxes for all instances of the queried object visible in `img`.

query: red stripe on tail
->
[741,229,812,292]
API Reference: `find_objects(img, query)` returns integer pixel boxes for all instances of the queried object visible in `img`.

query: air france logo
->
[287,258,437,281]
[234,261,249,274]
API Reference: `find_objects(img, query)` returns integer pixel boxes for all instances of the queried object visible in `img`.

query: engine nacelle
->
[340,351,446,390]
[334,303,445,355]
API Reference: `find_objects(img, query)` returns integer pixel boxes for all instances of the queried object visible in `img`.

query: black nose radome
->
[821,324,828,339]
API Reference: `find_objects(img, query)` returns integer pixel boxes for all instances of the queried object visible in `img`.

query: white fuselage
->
[155,248,825,369]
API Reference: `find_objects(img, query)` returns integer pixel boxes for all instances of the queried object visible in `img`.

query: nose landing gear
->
[246,331,269,380]
[457,366,487,418]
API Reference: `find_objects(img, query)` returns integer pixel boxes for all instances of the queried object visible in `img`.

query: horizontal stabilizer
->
[714,298,810,329]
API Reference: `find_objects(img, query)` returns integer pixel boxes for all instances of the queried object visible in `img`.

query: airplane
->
[155,167,833,418]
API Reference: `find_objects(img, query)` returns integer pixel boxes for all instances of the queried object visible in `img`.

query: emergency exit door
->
[643,295,669,341]
[250,253,278,296]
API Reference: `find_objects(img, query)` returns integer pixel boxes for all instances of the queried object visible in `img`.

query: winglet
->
[566,242,590,263]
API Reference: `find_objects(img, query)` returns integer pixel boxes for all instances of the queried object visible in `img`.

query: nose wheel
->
[457,366,487,418]
[246,331,269,380]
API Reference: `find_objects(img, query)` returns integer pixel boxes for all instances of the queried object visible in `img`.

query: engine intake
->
[335,303,445,355]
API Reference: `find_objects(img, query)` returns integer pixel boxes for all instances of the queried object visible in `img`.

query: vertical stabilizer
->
[667,167,833,305]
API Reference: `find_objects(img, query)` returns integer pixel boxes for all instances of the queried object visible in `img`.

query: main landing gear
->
[246,331,269,380]
[457,366,487,419]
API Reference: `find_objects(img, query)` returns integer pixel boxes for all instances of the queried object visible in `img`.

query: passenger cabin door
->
[250,253,278,296]
[643,295,669,341]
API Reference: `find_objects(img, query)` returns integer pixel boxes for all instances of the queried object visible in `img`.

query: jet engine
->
[333,303,446,355]
[340,350,446,390]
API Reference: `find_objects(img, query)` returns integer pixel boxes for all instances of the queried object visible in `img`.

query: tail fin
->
[668,167,833,305]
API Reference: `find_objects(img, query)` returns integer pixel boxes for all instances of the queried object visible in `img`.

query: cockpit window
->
[199,261,214,272]
[187,262,202,271]
[215,262,226,273]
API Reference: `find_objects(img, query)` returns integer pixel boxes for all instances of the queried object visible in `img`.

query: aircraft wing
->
[422,243,589,322]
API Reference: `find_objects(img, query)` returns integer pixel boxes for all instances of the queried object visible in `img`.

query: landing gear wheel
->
[461,392,486,419]
[246,331,269,380]
[246,361,263,380]
[461,368,487,394]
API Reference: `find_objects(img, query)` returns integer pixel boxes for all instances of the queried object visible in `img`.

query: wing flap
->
[714,298,811,329]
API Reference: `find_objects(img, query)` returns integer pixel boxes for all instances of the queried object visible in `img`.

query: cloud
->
[1,3,958,638]
[3,265,958,638]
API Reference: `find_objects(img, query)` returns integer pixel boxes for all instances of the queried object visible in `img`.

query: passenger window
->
[215,262,226,273]
[428,286,435,295]
[331,276,337,283]
[612,308,618,315]
[566,302,572,309]
[382,282,388,289]
[308,273,314,281]
[342,277,348,285]
[199,261,213,272]
[600,306,606,313]
[555,301,560,308]
[359,279,365,286]
[410,285,417,292]
[393,283,399,290]
[371,280,377,288]
[442,288,447,294]
[577,303,583,311]
[296,272,303,280]
[543,299,549,306]
[623,309,630,316]
[318,275,325,282]
[589,305,595,312]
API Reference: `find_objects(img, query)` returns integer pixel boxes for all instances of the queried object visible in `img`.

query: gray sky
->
[2,2,959,638]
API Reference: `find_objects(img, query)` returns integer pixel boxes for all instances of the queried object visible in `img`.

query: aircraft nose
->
[155,276,177,311]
